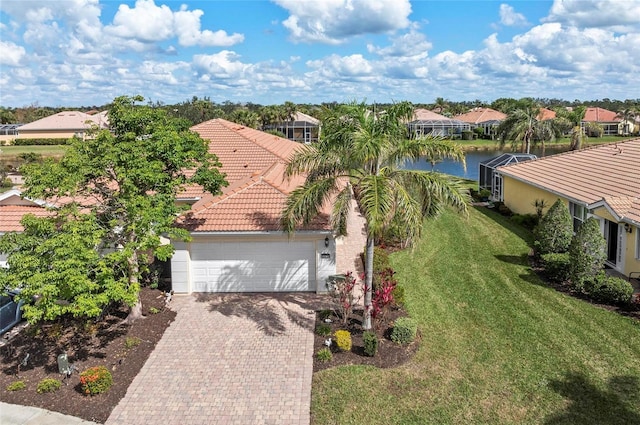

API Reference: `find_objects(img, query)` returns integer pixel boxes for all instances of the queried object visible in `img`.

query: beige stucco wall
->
[502,175,564,215]
[16,130,79,139]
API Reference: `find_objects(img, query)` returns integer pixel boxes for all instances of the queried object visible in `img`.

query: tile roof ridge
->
[501,138,640,169]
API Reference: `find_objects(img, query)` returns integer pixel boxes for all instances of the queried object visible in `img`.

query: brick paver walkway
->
[106,293,323,425]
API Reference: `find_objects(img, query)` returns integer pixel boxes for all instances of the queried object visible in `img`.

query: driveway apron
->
[106,293,319,425]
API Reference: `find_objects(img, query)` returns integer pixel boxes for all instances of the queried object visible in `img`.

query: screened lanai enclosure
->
[479,153,537,201]
[407,118,470,138]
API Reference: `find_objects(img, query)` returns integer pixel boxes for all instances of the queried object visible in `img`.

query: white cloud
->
[273,0,412,44]
[499,4,529,26]
[367,28,432,59]
[0,40,26,66]
[307,54,375,78]
[106,0,244,47]
[544,0,640,30]
[193,51,250,80]
[174,6,244,47]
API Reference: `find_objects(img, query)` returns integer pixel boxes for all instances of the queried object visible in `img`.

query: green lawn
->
[0,145,67,158]
[458,135,634,151]
[311,207,640,424]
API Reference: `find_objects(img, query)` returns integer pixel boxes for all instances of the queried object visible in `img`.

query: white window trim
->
[636,226,640,260]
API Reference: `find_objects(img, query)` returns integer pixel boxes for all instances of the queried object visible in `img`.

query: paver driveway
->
[107,293,325,425]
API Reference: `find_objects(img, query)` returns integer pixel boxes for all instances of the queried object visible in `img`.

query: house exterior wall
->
[502,176,564,215]
[502,175,640,277]
[16,130,79,139]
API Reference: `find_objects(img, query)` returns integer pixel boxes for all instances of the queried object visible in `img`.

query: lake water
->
[406,146,569,181]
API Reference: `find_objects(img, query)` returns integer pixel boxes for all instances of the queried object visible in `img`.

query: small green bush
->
[586,274,634,305]
[12,138,70,146]
[316,348,333,363]
[6,380,26,391]
[391,317,417,345]
[124,337,141,349]
[363,331,378,357]
[541,252,571,282]
[148,307,160,314]
[315,323,332,337]
[1,177,12,188]
[80,366,113,395]
[334,330,352,352]
[37,378,61,394]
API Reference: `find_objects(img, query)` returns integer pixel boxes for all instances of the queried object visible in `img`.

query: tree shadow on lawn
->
[545,372,640,425]
[194,292,334,337]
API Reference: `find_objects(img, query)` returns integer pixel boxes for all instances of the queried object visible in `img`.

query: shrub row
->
[11,138,71,146]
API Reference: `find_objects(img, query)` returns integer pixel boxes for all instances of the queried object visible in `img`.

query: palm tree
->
[616,108,636,136]
[497,103,541,154]
[281,101,469,330]
[229,108,260,129]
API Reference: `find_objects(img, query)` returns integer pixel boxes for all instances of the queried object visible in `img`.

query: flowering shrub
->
[37,378,61,394]
[80,366,113,395]
[327,271,362,326]
[372,268,397,328]
[334,330,352,352]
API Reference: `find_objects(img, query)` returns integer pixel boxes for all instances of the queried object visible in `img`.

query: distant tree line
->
[1,96,638,127]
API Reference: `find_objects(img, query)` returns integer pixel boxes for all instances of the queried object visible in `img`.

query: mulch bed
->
[0,287,176,424]
[312,306,419,373]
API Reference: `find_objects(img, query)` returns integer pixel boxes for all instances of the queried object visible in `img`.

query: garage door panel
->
[190,241,315,292]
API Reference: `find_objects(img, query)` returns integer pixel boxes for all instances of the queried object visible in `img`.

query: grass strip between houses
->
[311,207,640,425]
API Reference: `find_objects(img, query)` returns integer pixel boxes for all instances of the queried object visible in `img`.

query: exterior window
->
[570,202,587,231]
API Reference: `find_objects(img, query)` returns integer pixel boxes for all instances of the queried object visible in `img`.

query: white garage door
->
[190,241,316,292]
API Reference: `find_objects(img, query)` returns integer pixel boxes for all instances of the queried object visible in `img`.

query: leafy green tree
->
[12,95,227,322]
[533,199,573,256]
[569,217,606,291]
[0,210,137,323]
[282,101,468,329]
[229,108,260,128]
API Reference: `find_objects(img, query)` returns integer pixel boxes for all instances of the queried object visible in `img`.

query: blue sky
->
[1,0,639,107]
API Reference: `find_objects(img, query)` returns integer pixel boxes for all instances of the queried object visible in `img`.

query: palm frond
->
[331,185,352,237]
[281,177,338,234]
[356,173,395,238]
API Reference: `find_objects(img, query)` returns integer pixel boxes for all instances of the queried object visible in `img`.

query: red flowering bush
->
[80,366,113,395]
[372,268,396,328]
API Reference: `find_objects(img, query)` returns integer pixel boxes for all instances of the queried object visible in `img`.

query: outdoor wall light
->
[624,223,632,233]
[324,237,330,247]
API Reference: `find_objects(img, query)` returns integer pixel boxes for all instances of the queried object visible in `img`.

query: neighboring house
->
[497,138,640,278]
[407,109,470,138]
[262,112,320,144]
[455,107,507,139]
[0,119,366,293]
[16,111,109,140]
[172,118,365,293]
[0,190,53,268]
[581,107,625,136]
[537,108,557,121]
[478,153,537,198]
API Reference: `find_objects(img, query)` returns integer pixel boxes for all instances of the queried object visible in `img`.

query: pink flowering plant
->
[327,271,363,326]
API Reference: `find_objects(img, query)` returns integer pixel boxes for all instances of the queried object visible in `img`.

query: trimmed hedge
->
[12,138,71,146]
[586,274,634,305]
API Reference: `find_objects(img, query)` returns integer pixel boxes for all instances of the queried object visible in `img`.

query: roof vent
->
[243,163,248,168]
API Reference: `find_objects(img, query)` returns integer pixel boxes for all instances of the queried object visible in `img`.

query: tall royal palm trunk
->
[363,234,374,330]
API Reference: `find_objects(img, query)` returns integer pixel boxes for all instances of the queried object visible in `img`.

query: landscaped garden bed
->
[0,286,175,423]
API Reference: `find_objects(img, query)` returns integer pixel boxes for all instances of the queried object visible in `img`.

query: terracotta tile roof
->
[454,108,507,124]
[0,205,53,232]
[412,109,449,121]
[181,118,330,232]
[17,111,108,132]
[499,138,640,225]
[537,108,556,121]
[583,107,620,123]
